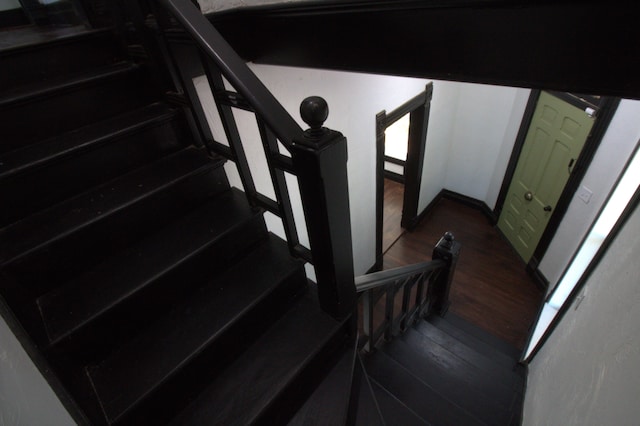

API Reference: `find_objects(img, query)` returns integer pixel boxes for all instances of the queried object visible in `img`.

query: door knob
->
[524,191,533,201]
[544,205,552,212]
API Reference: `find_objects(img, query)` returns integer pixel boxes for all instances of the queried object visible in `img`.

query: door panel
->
[498,91,595,262]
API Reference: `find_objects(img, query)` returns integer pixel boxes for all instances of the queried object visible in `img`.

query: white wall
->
[442,83,530,208]
[196,64,432,274]
[418,81,530,213]
[0,0,21,12]
[539,99,640,289]
[0,313,74,425]
[194,64,533,272]
[524,201,640,426]
[417,81,459,212]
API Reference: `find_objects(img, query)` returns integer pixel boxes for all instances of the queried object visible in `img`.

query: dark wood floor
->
[383,179,543,350]
[382,178,405,253]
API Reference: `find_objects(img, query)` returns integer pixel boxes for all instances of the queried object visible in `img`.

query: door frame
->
[375,83,433,270]
[494,90,620,285]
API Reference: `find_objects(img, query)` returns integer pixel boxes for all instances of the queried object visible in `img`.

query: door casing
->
[494,90,620,285]
[498,91,595,262]
[374,84,433,270]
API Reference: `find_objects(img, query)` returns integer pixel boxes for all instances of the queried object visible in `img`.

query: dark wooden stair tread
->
[168,290,346,425]
[0,28,123,92]
[364,350,485,426]
[435,312,522,360]
[423,315,522,371]
[0,147,216,266]
[353,355,385,426]
[369,379,428,426]
[410,321,523,390]
[288,338,357,425]
[86,234,306,424]
[0,102,177,181]
[36,188,261,344]
[385,334,513,425]
[0,61,136,107]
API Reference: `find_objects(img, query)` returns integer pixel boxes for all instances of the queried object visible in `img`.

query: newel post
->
[428,232,461,315]
[290,96,356,319]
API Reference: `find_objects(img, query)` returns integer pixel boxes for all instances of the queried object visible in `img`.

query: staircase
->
[0,21,353,425]
[364,313,526,426]
[1,4,526,425]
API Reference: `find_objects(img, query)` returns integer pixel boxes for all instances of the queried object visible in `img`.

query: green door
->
[498,92,595,262]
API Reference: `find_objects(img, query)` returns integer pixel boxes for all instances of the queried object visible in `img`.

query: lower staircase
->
[363,313,525,426]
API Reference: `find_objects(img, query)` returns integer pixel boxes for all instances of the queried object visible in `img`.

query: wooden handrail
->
[158,0,306,148]
[355,259,445,292]
[359,232,460,351]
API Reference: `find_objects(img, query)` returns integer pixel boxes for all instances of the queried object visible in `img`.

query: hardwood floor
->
[383,184,543,350]
[382,179,405,253]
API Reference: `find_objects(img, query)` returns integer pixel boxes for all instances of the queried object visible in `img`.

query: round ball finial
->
[444,232,454,242]
[300,96,329,135]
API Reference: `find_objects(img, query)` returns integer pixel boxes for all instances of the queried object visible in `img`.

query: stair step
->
[1,62,157,152]
[37,188,266,346]
[364,350,485,426]
[414,320,524,387]
[0,28,123,93]
[369,379,428,426]
[289,338,357,426]
[353,355,385,426]
[0,61,135,107]
[425,315,521,370]
[0,103,178,181]
[168,290,347,426]
[86,234,308,424]
[385,333,513,425]
[0,102,186,227]
[437,312,523,360]
[0,148,227,302]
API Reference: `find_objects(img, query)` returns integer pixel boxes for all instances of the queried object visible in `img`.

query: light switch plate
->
[578,185,593,204]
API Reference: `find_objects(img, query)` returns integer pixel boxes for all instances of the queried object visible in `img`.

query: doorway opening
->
[495,90,620,281]
[382,114,409,253]
[375,83,433,270]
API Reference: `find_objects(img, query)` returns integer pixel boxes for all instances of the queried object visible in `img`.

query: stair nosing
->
[0,103,177,181]
[0,148,216,267]
[85,235,305,423]
[38,190,259,344]
[0,27,115,56]
[170,291,344,426]
[0,61,138,107]
[368,377,430,426]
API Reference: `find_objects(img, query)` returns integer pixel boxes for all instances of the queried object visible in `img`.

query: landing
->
[383,193,543,350]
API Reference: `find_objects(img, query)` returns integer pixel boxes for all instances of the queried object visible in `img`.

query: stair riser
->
[1,165,229,305]
[0,30,124,92]
[48,213,269,359]
[1,68,157,153]
[0,117,188,228]
[104,268,308,425]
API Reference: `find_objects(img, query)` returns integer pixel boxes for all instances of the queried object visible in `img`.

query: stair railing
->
[136,0,355,318]
[356,232,460,352]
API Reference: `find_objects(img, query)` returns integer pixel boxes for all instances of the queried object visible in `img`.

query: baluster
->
[291,96,356,319]
[428,232,461,315]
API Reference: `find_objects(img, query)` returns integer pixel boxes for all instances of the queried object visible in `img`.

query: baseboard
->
[526,257,550,291]
[440,190,497,224]
[383,170,404,184]
[366,261,381,274]
[410,188,497,231]
[407,189,445,231]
